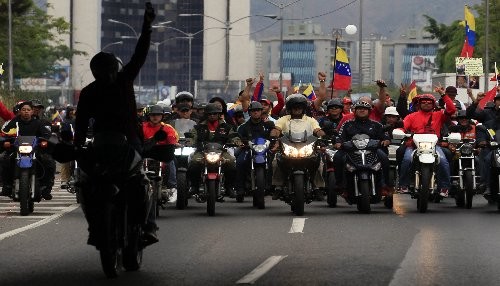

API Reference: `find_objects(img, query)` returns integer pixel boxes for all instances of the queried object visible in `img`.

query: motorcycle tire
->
[152,181,161,218]
[326,172,337,208]
[417,165,432,213]
[176,172,188,210]
[207,180,216,216]
[356,180,371,213]
[384,195,393,209]
[19,171,32,216]
[455,189,465,208]
[100,247,121,278]
[255,166,266,209]
[122,225,143,271]
[464,170,474,209]
[293,174,305,216]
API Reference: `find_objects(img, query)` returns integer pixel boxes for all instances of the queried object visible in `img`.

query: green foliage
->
[0,0,82,79]
[423,0,499,73]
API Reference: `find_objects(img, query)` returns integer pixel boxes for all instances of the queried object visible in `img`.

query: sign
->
[455,57,483,76]
[411,56,438,92]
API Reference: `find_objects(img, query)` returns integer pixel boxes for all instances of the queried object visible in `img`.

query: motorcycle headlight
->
[353,139,369,149]
[460,144,474,155]
[182,147,196,156]
[18,145,33,154]
[418,142,433,151]
[205,152,221,163]
[252,144,268,153]
[283,142,314,158]
[174,147,182,156]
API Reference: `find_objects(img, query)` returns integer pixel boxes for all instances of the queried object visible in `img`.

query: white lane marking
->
[0,204,80,241]
[288,218,307,233]
[236,255,288,284]
[388,229,439,286]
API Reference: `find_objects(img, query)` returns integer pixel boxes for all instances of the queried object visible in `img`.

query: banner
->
[411,56,437,91]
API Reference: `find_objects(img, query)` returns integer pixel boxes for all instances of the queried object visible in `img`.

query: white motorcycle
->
[393,130,439,213]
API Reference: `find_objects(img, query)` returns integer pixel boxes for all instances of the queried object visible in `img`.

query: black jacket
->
[2,116,51,139]
[337,117,389,144]
[74,24,152,151]
[237,119,275,141]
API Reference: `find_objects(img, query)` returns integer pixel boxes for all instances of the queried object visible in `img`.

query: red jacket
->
[402,95,457,139]
[142,122,178,145]
[0,101,15,121]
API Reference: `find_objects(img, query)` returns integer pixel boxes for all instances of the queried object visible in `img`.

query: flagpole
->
[330,31,340,99]
[484,0,490,93]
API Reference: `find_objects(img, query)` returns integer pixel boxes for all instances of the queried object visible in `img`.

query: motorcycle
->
[342,134,389,213]
[322,139,338,207]
[174,136,196,209]
[276,130,321,216]
[192,142,234,216]
[393,130,439,213]
[445,133,479,209]
[238,137,271,209]
[1,131,49,215]
[143,158,165,217]
[479,127,500,209]
[56,131,165,278]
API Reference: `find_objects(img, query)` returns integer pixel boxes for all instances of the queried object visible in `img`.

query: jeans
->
[166,160,177,188]
[399,146,451,189]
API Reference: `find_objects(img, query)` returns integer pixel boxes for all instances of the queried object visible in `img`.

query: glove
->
[144,2,156,26]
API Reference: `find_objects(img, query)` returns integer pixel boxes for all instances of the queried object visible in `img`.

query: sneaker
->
[439,188,449,198]
[397,186,409,194]
[168,188,177,203]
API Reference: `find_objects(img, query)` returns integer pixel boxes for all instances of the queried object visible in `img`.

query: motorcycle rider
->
[73,2,158,245]
[187,103,240,201]
[59,106,77,185]
[0,101,52,198]
[333,100,392,197]
[318,98,344,139]
[269,94,326,197]
[395,93,457,197]
[235,101,275,201]
[142,105,178,203]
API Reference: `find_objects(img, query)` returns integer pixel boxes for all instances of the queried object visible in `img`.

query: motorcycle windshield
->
[286,119,314,143]
[174,119,197,137]
[16,136,37,146]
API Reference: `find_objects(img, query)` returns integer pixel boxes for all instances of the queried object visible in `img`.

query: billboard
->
[411,56,438,92]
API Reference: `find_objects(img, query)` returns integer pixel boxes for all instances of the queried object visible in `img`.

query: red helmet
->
[418,94,436,103]
[342,97,353,104]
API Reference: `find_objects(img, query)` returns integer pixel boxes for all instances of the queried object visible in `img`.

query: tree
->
[0,0,81,79]
[423,0,499,73]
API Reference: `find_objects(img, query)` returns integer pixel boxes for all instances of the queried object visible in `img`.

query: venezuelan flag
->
[460,5,475,58]
[302,83,316,100]
[333,47,352,90]
[407,80,417,105]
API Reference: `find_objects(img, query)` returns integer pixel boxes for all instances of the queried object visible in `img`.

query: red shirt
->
[142,122,178,145]
[336,108,383,131]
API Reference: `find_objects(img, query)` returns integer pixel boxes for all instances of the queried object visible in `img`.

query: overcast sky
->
[250,0,484,39]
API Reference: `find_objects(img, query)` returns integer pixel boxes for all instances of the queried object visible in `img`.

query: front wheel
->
[100,248,121,278]
[122,225,143,271]
[417,165,432,213]
[464,170,474,209]
[326,172,337,208]
[356,180,371,213]
[18,171,32,216]
[293,175,305,216]
[254,166,266,209]
[207,179,216,216]
[176,172,188,210]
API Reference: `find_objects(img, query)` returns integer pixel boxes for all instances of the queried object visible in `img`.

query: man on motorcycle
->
[396,93,457,197]
[235,101,275,201]
[142,105,178,203]
[318,98,344,139]
[73,3,158,245]
[187,103,240,201]
[333,100,392,196]
[0,101,52,198]
[269,94,326,196]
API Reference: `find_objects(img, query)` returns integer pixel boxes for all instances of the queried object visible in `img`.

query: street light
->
[330,25,357,98]
[265,0,301,92]
[178,13,277,84]
[75,40,123,52]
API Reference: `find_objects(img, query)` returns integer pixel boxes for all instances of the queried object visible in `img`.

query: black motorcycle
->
[173,137,196,210]
[343,134,390,213]
[276,130,321,216]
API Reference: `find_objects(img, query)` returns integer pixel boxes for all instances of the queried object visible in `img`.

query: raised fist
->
[144,2,156,24]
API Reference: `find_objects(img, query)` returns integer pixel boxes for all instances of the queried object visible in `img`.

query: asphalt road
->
[1,190,499,286]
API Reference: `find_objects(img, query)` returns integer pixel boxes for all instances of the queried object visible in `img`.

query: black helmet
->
[285,94,308,112]
[90,52,120,81]
[326,98,343,109]
[205,103,223,114]
[353,100,372,110]
[248,101,263,111]
[456,110,467,119]
[148,105,164,115]
[175,91,194,103]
